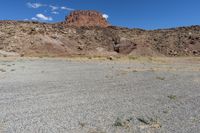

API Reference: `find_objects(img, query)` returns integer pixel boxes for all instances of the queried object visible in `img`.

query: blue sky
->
[0,0,200,29]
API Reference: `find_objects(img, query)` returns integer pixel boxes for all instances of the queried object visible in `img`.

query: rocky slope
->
[0,10,200,57]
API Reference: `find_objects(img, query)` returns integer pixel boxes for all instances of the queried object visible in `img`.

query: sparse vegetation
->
[156,76,165,80]
[128,56,138,60]
[163,110,169,114]
[88,56,92,59]
[113,117,133,129]
[137,117,151,125]
[113,117,123,127]
[137,116,161,128]
[78,121,86,128]
[132,70,138,72]
[168,95,177,100]
[0,68,6,72]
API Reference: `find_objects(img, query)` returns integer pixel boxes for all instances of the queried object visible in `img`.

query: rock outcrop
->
[65,10,109,27]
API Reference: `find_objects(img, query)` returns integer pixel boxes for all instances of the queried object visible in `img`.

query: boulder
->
[113,40,137,54]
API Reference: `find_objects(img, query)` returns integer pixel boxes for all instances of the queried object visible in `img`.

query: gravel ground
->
[0,58,200,133]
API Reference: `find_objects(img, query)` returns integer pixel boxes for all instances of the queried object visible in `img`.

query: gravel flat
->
[0,58,200,133]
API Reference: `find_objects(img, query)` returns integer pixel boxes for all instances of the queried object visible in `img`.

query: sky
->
[0,0,200,29]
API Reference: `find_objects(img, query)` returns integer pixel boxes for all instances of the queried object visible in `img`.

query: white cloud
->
[35,13,53,21]
[49,5,59,11]
[52,11,59,15]
[27,3,74,20]
[31,17,38,21]
[102,14,109,20]
[27,2,46,8]
[26,2,74,12]
[61,6,74,11]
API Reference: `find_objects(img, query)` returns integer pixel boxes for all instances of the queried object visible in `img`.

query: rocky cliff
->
[65,10,109,27]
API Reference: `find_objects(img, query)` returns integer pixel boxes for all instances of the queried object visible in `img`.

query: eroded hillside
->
[0,11,200,57]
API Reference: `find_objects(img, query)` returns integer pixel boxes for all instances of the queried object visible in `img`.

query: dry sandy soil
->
[0,57,200,133]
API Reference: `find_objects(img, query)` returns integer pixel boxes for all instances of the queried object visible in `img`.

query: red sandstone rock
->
[65,10,109,27]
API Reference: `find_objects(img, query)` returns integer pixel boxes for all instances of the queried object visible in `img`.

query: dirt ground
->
[0,57,200,133]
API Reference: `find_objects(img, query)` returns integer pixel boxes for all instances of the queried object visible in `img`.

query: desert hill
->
[0,10,200,57]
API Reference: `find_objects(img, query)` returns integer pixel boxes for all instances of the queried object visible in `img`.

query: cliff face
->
[65,10,109,27]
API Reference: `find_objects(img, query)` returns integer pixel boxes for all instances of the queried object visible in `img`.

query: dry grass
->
[156,77,165,80]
